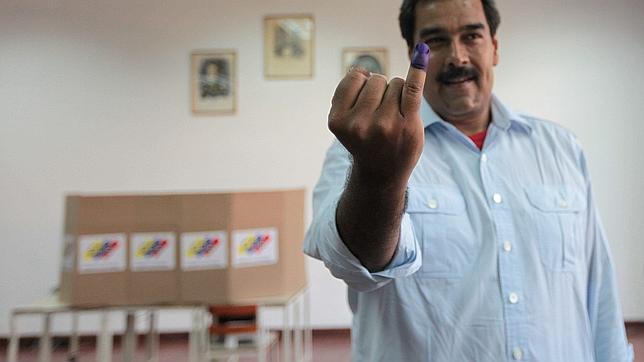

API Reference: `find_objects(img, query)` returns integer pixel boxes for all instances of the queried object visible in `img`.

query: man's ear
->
[492,36,499,66]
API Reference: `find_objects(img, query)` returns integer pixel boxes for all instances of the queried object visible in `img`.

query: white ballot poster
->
[231,228,278,268]
[130,232,176,271]
[78,234,127,274]
[180,231,227,270]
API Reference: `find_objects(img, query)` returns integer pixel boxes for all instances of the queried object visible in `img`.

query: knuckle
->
[370,73,388,84]
[389,77,405,88]
[373,121,393,138]
[347,69,369,83]
[330,92,342,106]
[348,65,371,78]
[359,93,381,107]
[402,123,422,141]
[350,122,369,141]
[371,111,397,138]
[367,75,388,92]
[375,98,401,119]
[404,81,423,96]
[357,79,387,106]
[328,110,346,132]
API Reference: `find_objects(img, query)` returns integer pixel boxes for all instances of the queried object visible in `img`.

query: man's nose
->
[446,41,469,67]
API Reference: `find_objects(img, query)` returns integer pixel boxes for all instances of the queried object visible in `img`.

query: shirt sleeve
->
[303,140,422,293]
[575,140,634,362]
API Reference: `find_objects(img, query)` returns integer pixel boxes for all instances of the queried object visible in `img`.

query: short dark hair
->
[399,0,501,49]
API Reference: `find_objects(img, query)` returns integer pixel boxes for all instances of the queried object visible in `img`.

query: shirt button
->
[503,241,512,252]
[481,153,488,162]
[509,292,519,304]
[493,193,503,204]
[512,347,523,360]
[559,199,568,208]
[428,199,438,209]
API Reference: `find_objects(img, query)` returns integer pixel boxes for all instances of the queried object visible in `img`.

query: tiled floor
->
[0,330,350,362]
[628,323,644,362]
[1,325,642,361]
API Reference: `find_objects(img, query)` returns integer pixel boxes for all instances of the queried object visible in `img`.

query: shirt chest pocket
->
[407,186,476,278]
[525,185,586,271]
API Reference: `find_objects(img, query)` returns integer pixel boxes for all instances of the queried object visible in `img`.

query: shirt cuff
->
[304,195,422,292]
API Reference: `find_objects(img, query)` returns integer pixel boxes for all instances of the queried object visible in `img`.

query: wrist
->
[349,162,410,194]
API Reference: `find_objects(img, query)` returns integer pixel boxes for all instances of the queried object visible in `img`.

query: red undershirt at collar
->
[468,129,488,150]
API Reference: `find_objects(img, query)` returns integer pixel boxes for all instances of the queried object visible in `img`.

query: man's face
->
[206,63,219,77]
[412,0,499,123]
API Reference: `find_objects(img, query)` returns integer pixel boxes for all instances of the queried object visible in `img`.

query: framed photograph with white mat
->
[342,47,388,77]
[264,15,315,79]
[191,50,236,114]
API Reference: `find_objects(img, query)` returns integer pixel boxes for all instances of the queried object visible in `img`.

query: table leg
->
[123,311,136,362]
[304,288,312,362]
[145,310,159,362]
[7,313,19,362]
[271,333,279,362]
[96,311,112,362]
[283,302,291,362]
[201,308,210,359]
[69,312,79,361]
[189,309,202,362]
[38,313,52,362]
[294,294,302,362]
[256,306,266,362]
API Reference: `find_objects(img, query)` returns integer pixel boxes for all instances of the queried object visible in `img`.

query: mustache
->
[436,66,479,83]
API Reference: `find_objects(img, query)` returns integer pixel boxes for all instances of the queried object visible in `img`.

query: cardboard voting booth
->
[59,189,306,306]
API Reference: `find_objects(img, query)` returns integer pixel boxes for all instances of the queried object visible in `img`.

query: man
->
[200,60,229,98]
[303,0,634,361]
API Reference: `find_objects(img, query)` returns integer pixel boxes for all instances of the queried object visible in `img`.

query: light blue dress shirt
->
[304,95,634,361]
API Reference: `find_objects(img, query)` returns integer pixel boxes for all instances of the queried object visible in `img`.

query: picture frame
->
[264,15,315,79]
[342,47,389,77]
[191,50,236,115]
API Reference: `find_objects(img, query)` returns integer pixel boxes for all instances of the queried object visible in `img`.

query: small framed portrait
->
[342,47,389,77]
[191,50,236,114]
[264,15,315,79]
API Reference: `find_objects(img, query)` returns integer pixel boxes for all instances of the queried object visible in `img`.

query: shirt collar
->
[420,94,532,133]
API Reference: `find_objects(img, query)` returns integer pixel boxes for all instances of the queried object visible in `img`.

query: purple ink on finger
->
[411,42,430,70]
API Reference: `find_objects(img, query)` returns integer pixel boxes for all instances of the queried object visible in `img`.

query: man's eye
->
[425,37,446,46]
[465,33,482,41]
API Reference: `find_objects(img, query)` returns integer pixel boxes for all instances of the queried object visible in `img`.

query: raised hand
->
[329,43,430,188]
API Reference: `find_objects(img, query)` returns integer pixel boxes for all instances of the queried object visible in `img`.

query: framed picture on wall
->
[264,15,315,79]
[191,50,236,114]
[342,47,389,77]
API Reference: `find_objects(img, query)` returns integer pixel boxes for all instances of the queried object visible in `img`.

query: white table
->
[6,296,184,362]
[7,287,311,362]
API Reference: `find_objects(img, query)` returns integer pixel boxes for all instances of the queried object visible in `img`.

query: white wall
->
[494,0,644,321]
[1,0,642,336]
